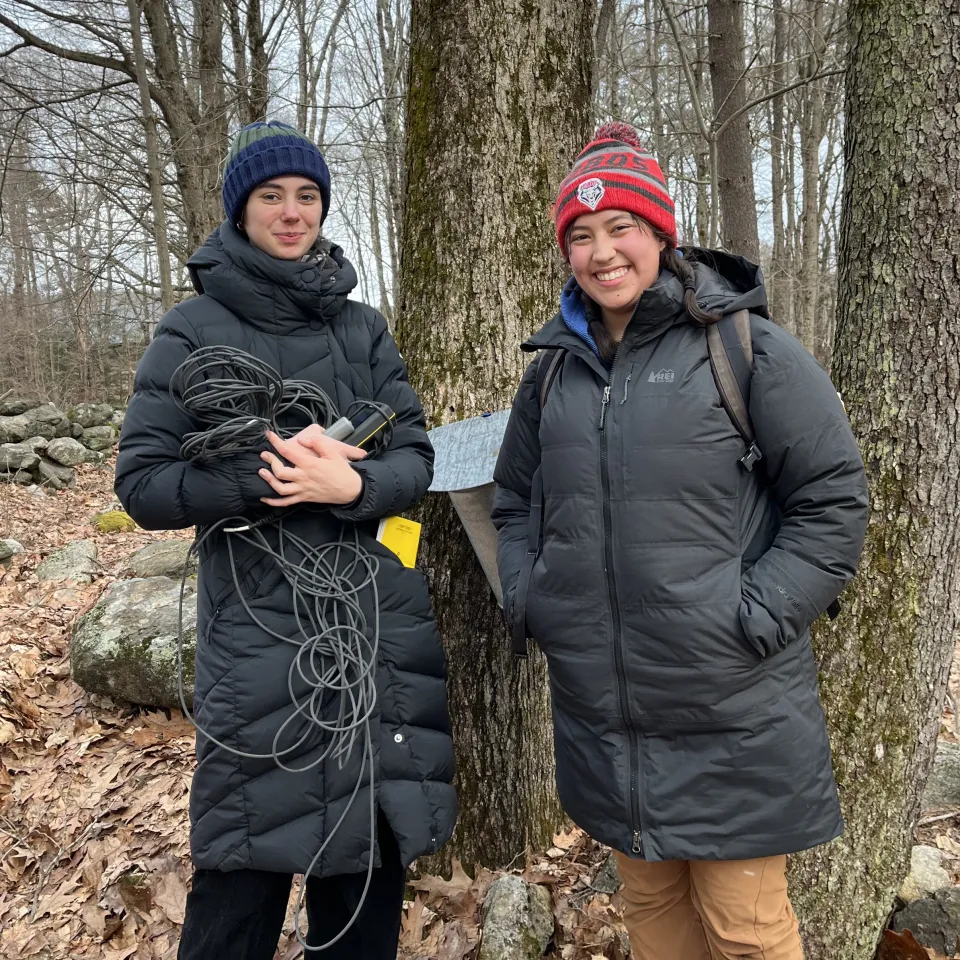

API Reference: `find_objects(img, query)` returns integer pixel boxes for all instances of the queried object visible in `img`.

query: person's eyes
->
[611,223,633,233]
[299,193,318,203]
[570,233,590,243]
[259,192,281,202]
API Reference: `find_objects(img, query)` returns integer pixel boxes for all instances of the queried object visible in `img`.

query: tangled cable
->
[171,344,390,952]
[172,346,343,461]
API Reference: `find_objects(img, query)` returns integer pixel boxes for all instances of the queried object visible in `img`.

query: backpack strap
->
[706,309,763,471]
[536,347,564,409]
[706,313,842,621]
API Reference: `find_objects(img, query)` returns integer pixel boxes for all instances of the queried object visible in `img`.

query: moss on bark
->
[787,3,960,956]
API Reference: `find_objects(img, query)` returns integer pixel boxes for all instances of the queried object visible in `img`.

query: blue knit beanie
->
[222,121,331,227]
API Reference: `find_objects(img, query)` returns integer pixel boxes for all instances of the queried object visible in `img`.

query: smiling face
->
[241,176,323,260]
[566,210,666,327]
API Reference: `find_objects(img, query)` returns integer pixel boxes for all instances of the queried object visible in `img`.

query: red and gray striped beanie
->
[553,122,676,253]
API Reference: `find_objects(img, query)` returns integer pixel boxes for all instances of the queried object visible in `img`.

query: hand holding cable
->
[259,427,367,507]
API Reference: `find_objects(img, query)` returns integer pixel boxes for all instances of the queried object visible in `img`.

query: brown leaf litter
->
[4,463,957,959]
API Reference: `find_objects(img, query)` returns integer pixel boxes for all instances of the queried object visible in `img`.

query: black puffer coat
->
[116,222,456,876]
[493,250,868,862]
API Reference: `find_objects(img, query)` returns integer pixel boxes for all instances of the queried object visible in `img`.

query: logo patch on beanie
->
[577,177,605,211]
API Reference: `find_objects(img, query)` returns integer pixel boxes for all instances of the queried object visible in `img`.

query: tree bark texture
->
[142,0,226,252]
[787,2,960,957]
[396,0,593,870]
[127,0,174,315]
[768,0,792,331]
[797,0,827,355]
[707,0,761,261]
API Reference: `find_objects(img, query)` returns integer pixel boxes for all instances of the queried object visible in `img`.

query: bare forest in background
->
[0,0,843,407]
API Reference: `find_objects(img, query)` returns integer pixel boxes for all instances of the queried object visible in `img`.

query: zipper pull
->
[620,375,632,405]
[632,830,643,855]
[598,386,611,430]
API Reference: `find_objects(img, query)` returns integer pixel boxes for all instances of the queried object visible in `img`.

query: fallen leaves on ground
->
[876,928,949,960]
[5,464,953,960]
[0,465,632,960]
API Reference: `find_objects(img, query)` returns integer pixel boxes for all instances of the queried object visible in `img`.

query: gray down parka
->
[492,249,868,862]
[115,222,456,877]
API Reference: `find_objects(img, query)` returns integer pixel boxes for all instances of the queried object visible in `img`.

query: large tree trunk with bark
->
[796,0,827,355]
[127,0,174,317]
[396,0,593,870]
[707,0,760,261]
[768,0,793,331]
[787,1,960,956]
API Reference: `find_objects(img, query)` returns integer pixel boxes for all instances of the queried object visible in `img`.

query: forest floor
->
[1,462,957,960]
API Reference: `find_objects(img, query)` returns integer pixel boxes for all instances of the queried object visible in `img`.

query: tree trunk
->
[707,0,760,260]
[128,0,175,316]
[397,0,593,870]
[768,0,790,328]
[594,0,617,114]
[245,0,269,122]
[787,1,960,956]
[142,0,225,250]
[693,4,713,247]
[645,0,667,177]
[796,0,826,354]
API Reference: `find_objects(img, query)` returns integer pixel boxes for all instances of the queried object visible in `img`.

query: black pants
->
[177,814,406,960]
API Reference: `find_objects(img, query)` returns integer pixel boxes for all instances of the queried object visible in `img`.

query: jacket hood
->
[526,246,770,354]
[187,221,359,333]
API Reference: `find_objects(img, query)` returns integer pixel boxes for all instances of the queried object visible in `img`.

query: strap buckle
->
[739,443,763,472]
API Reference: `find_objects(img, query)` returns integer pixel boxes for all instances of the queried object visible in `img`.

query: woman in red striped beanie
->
[492,122,867,960]
[551,121,718,361]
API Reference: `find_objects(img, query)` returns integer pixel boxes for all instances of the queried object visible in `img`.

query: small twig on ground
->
[918,810,960,827]
[29,822,103,920]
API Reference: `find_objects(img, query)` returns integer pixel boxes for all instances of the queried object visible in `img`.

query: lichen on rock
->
[71,577,198,708]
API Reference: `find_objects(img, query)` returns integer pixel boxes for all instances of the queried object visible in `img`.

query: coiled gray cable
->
[171,346,390,952]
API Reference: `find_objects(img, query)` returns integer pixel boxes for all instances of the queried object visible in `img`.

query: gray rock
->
[29,421,58,440]
[480,876,554,960]
[2,468,36,485]
[0,539,25,562]
[71,577,197,708]
[0,442,40,473]
[72,403,115,429]
[127,541,196,579]
[892,887,960,956]
[36,539,98,584]
[81,425,118,451]
[37,459,76,490]
[27,402,68,425]
[21,436,48,452]
[46,436,93,467]
[900,845,952,903]
[591,854,621,895]
[0,405,67,442]
[71,422,84,439]
[0,396,40,416]
[109,409,125,431]
[0,414,33,443]
[25,403,70,438]
[923,740,960,810]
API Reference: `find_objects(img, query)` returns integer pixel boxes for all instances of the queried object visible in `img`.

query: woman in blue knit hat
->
[115,121,457,959]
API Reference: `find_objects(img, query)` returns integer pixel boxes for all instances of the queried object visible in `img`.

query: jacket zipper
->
[598,354,644,857]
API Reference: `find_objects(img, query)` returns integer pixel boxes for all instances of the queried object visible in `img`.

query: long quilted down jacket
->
[115,222,456,876]
[492,249,868,862]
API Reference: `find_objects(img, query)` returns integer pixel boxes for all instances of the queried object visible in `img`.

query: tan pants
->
[613,853,803,960]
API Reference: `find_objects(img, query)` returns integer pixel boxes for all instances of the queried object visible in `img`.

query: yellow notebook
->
[376,516,422,568]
